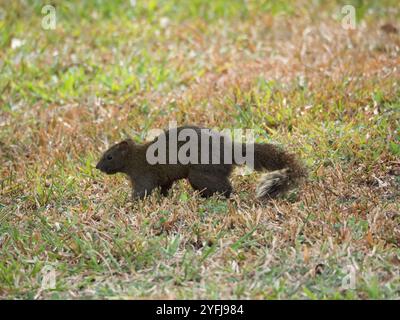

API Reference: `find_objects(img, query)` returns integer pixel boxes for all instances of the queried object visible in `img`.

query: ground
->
[0,0,399,299]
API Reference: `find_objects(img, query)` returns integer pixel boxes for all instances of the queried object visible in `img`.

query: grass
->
[0,0,399,299]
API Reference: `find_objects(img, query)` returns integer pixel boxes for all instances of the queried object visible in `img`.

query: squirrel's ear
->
[119,138,136,149]
[118,140,130,150]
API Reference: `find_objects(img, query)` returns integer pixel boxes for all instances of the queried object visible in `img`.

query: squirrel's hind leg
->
[188,170,232,198]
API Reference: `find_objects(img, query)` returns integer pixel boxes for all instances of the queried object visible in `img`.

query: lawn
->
[0,0,399,299]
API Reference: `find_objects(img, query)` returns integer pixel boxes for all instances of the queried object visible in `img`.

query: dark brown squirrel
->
[96,125,306,200]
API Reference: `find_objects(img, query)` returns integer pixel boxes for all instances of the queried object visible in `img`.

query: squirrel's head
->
[96,139,133,174]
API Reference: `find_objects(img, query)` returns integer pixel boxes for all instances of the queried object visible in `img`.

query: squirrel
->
[96,125,306,200]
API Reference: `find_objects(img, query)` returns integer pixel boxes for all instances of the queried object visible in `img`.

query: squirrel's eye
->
[107,155,113,160]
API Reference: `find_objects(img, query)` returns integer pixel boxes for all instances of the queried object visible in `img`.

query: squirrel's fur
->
[96,126,306,200]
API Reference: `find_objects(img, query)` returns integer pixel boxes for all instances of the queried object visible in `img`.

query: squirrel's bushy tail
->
[249,143,307,200]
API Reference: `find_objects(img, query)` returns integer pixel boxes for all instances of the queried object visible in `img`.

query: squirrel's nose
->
[95,163,100,170]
